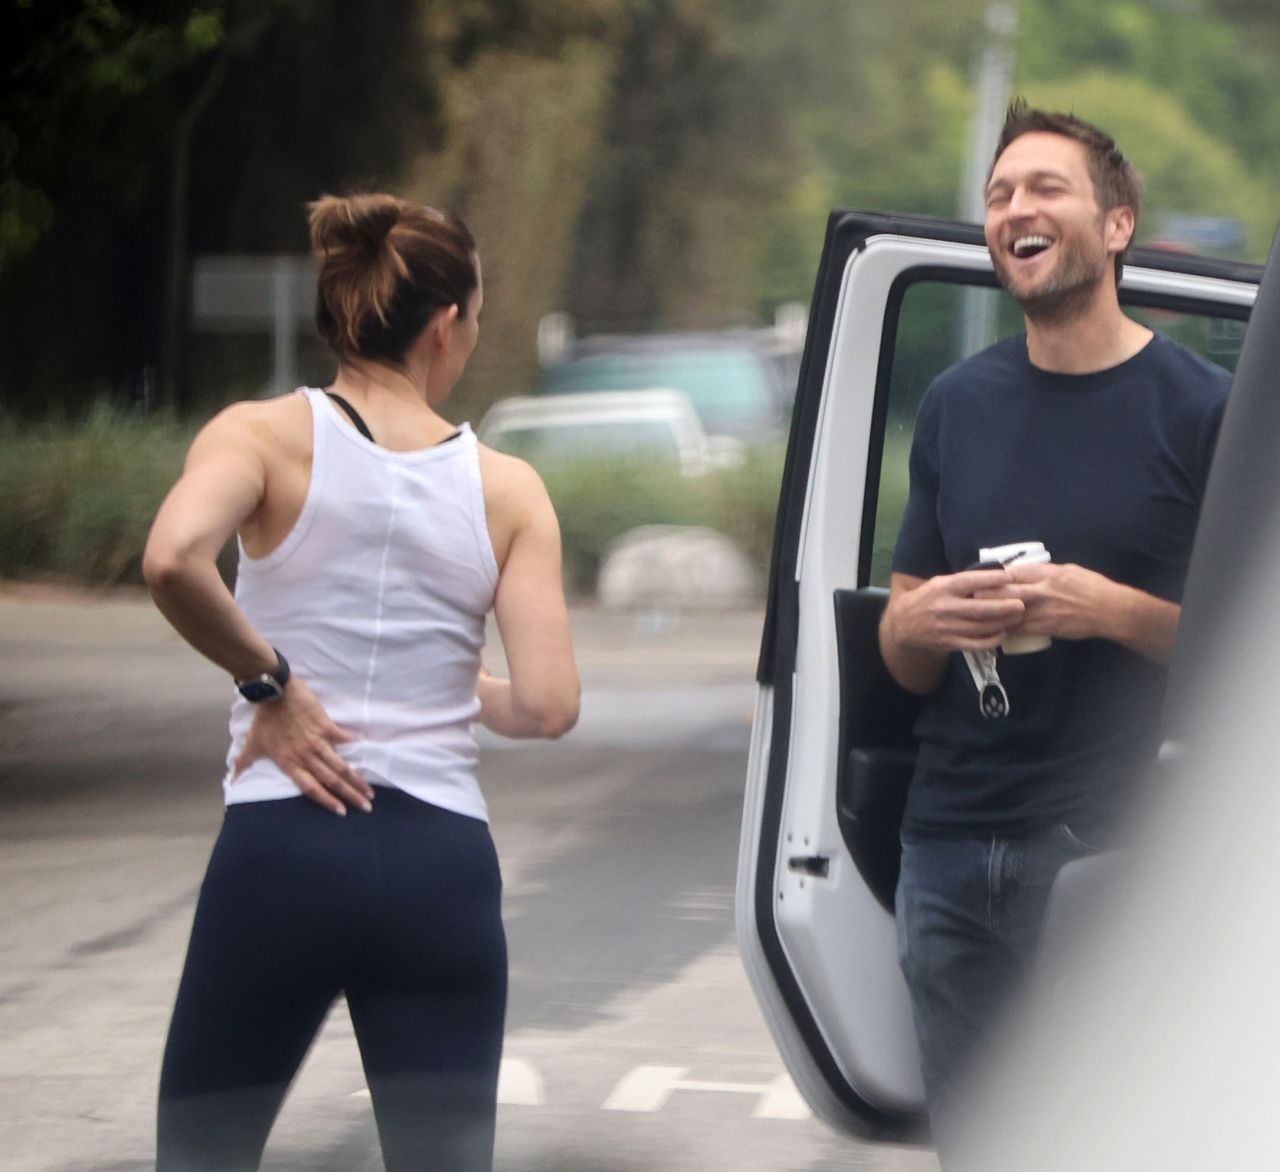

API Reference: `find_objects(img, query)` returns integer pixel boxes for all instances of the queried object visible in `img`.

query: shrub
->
[0,403,191,584]
[540,446,785,597]
[0,409,786,597]
[692,445,786,579]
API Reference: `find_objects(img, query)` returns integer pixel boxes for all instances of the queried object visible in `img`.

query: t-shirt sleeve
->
[1193,369,1231,497]
[891,383,949,579]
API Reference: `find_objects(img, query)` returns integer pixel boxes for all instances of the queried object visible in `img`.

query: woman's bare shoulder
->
[474,444,559,558]
[193,392,314,452]
[475,443,548,501]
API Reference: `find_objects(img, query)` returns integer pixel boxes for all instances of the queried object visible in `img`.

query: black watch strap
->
[235,648,291,703]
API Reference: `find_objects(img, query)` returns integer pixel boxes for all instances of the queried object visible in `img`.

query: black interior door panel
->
[833,587,925,911]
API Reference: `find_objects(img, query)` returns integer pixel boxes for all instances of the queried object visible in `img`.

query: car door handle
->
[786,854,830,878]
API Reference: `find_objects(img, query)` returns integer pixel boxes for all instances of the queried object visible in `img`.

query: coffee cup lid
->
[980,540,1050,565]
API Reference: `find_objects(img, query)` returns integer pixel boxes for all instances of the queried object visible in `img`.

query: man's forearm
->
[879,609,949,696]
[1103,584,1181,665]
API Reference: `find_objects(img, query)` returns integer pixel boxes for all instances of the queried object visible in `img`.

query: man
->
[879,99,1231,1149]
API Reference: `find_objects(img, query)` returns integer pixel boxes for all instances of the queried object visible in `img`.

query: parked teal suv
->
[535,328,799,445]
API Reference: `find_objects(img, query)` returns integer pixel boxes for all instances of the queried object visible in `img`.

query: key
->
[981,681,1009,719]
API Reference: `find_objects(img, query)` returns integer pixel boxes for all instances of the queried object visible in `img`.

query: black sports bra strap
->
[324,391,375,443]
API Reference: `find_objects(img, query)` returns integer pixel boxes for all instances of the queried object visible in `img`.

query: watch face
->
[238,677,283,703]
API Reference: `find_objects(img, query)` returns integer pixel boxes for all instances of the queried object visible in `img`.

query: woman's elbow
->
[142,542,182,595]
[518,685,580,739]
[142,539,204,602]
[533,694,579,739]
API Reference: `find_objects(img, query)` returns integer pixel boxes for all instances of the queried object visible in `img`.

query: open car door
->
[736,211,1262,1142]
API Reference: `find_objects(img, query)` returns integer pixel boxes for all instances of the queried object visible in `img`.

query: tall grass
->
[540,445,784,595]
[0,403,192,584]
[0,409,786,595]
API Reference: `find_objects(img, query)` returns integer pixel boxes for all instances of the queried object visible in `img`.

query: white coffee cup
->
[979,540,1052,654]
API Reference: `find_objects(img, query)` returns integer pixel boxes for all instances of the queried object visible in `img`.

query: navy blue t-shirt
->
[892,333,1230,839]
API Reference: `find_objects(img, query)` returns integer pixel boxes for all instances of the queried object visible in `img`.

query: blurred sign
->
[193,255,317,330]
[193,255,318,395]
[1156,215,1246,255]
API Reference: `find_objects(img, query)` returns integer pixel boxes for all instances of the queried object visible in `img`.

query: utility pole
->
[958,0,1018,360]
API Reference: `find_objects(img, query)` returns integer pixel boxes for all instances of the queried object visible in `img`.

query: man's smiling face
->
[984,131,1131,322]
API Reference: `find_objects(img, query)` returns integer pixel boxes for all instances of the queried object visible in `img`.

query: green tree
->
[1017,0,1280,258]
[0,1,225,272]
[1,1,238,413]
[562,0,890,333]
[1210,0,1280,43]
[1019,71,1273,257]
[619,0,991,320]
[7,0,1278,423]
[0,0,552,417]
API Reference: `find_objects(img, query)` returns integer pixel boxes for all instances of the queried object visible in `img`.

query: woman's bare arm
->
[476,455,579,738]
[143,404,373,814]
[143,406,277,677]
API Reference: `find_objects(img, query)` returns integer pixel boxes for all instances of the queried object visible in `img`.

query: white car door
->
[736,211,1262,1142]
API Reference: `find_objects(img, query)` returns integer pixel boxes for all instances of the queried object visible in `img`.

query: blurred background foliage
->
[541,444,785,595]
[1,0,1278,587]
[0,409,785,593]
[2,0,1277,420]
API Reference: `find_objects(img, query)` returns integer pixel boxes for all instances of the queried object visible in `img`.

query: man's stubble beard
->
[993,234,1110,325]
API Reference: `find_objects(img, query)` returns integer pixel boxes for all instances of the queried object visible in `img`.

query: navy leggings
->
[157,788,506,1171]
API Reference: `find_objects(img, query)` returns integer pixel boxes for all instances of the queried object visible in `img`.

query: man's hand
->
[996,562,1114,641]
[998,562,1181,663]
[880,568,1025,695]
[233,677,375,815]
[886,568,1025,653]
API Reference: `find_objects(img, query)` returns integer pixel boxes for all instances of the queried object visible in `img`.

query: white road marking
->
[602,1064,810,1118]
[497,1056,544,1106]
[754,1073,812,1120]
[602,1065,689,1112]
[350,1059,809,1119]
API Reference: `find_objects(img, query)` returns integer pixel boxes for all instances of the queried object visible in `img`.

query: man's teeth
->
[1012,236,1052,258]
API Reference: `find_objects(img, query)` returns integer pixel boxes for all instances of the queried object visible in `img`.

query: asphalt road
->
[0,585,938,1172]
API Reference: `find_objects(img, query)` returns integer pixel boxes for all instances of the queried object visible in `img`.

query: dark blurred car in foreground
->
[736,209,1276,1168]
[533,310,804,444]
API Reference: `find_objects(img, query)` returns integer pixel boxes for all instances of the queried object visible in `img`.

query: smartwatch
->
[235,649,291,703]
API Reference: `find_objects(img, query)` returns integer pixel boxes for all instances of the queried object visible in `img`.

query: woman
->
[144,193,579,1171]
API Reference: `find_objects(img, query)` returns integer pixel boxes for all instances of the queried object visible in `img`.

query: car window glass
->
[868,280,1249,587]
[541,350,773,437]
[1127,306,1248,371]
[488,420,683,466]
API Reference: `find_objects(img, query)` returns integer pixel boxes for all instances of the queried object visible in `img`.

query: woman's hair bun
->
[307,191,478,365]
[308,193,401,259]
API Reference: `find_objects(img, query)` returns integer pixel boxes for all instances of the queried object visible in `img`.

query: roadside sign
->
[192,255,318,395]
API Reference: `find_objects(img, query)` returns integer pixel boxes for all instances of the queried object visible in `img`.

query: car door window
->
[868,281,1252,588]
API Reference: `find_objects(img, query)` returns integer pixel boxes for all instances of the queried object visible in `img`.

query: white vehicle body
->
[736,210,1269,1150]
[477,388,742,477]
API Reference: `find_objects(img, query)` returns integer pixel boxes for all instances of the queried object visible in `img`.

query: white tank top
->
[223,388,499,820]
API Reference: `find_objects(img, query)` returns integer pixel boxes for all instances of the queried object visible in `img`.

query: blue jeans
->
[896,825,1099,1151]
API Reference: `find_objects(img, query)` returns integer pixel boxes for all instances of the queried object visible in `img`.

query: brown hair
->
[991,98,1143,281]
[308,193,478,364]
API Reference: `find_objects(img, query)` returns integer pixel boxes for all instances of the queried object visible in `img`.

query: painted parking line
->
[352,1059,809,1119]
[753,1073,812,1120]
[601,1065,689,1112]
[603,1065,811,1119]
[497,1057,544,1106]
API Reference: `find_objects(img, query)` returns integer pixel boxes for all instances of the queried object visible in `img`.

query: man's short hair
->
[991,98,1142,282]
